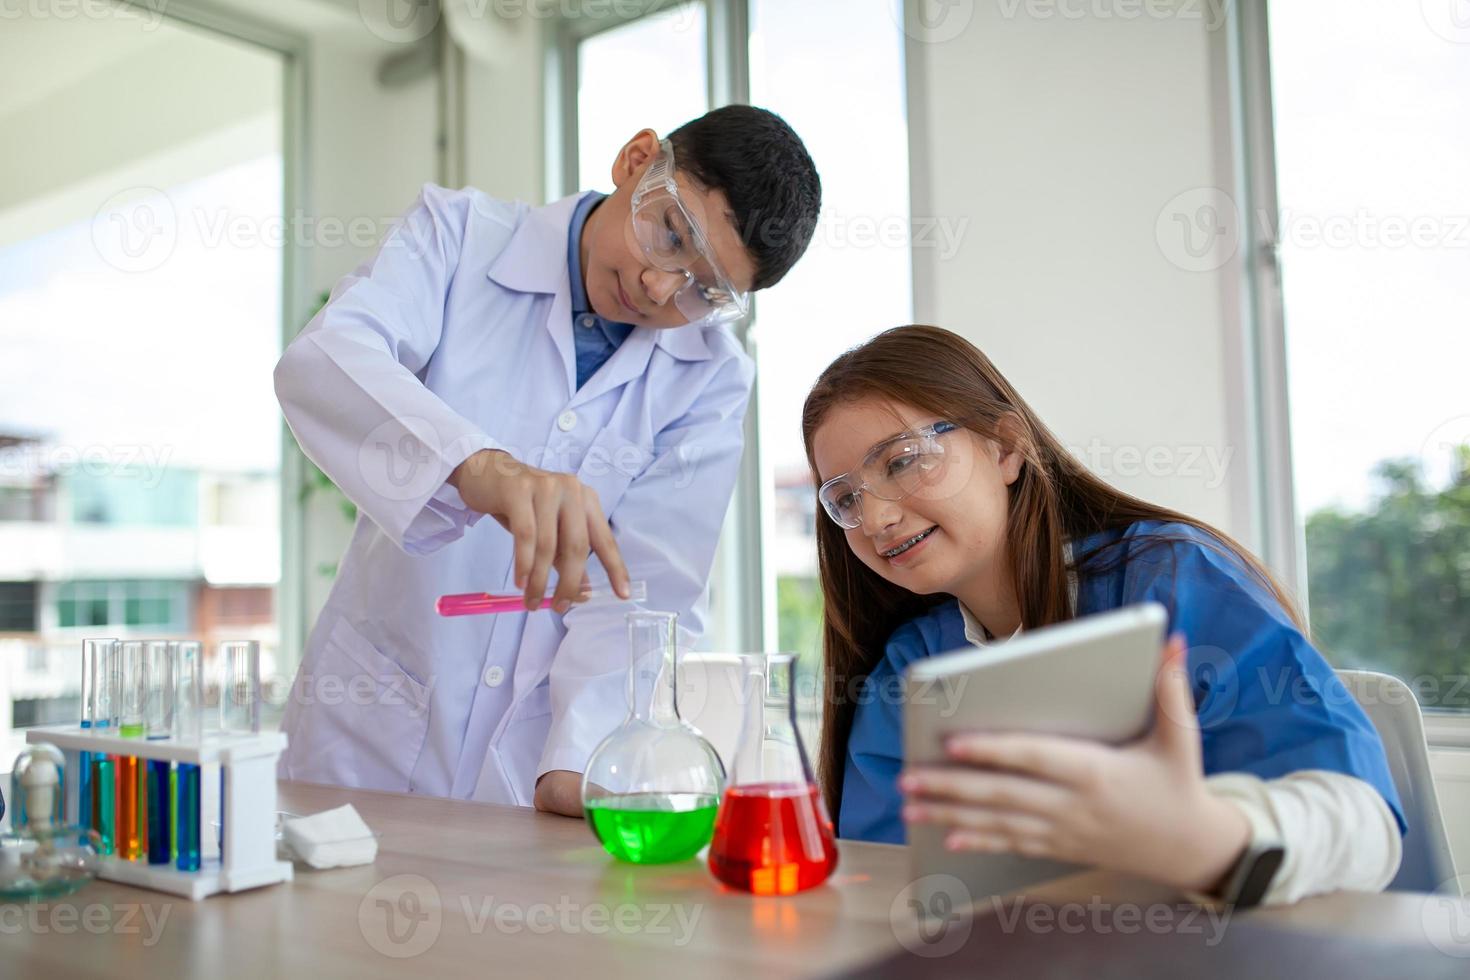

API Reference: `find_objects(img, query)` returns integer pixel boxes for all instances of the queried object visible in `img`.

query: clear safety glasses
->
[817,421,960,529]
[628,139,750,326]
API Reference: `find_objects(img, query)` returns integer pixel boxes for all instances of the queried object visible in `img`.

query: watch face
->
[1233,845,1286,908]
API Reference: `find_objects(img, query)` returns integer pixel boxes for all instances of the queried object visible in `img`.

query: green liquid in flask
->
[586,792,719,864]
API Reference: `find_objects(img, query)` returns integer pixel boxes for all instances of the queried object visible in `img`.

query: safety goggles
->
[628,139,750,326]
[817,421,960,529]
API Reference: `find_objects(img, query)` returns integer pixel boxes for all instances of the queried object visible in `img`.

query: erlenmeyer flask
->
[707,653,838,895]
[581,610,724,864]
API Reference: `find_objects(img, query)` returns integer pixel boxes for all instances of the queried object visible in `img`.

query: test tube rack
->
[25,725,294,900]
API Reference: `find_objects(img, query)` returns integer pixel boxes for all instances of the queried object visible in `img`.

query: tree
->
[1305,447,1470,709]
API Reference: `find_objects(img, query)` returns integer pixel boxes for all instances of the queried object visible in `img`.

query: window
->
[54,580,191,633]
[1266,6,1470,709]
[749,0,913,729]
[0,582,37,632]
[557,3,914,709]
[573,4,709,191]
[0,13,289,757]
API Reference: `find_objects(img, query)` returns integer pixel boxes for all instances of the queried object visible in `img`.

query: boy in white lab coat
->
[274,106,821,815]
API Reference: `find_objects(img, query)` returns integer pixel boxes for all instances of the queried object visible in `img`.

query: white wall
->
[905,0,1250,541]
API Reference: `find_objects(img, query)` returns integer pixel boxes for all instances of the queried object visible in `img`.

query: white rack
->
[25,725,294,900]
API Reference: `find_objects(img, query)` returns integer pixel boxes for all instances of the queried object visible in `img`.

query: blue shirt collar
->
[568,190,605,319]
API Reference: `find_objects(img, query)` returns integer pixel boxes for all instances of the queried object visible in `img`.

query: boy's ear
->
[611,129,662,189]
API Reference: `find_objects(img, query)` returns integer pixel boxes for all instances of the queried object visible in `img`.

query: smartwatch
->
[1215,839,1286,908]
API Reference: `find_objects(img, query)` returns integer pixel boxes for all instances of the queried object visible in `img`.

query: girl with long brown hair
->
[803,325,1404,904]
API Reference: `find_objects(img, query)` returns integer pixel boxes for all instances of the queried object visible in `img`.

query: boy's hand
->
[534,770,584,817]
[449,450,631,612]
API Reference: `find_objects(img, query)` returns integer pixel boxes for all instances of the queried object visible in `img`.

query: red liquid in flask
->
[707,782,838,895]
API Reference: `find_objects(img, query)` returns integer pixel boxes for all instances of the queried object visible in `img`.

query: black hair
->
[667,104,821,291]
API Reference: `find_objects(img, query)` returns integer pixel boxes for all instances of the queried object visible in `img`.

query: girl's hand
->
[899,634,1252,893]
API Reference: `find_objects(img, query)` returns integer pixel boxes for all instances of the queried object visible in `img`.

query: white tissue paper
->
[282,804,378,869]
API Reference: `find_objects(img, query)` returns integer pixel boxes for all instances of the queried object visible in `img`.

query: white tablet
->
[902,602,1168,908]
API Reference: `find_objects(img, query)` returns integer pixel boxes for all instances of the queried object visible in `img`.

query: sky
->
[0,156,283,476]
[1269,2,1470,514]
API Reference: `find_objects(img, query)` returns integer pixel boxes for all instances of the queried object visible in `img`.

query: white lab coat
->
[273,185,755,805]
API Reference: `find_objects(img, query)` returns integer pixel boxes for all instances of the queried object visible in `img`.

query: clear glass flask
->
[581,610,724,864]
[707,653,838,895]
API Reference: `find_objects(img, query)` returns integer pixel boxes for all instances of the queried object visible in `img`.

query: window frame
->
[121,0,310,671]
[1236,0,1470,738]
[546,0,767,653]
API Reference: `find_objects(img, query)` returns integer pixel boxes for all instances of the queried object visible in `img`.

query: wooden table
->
[4,780,1468,978]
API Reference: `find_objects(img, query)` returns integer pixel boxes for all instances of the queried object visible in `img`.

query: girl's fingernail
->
[899,774,918,791]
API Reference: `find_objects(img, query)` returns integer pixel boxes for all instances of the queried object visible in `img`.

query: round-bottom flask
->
[582,610,724,864]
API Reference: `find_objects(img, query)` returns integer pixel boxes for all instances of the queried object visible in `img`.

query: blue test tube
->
[174,641,203,871]
[144,641,174,865]
[90,641,118,855]
[78,638,116,835]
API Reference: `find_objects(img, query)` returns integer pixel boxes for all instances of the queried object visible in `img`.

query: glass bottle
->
[581,610,724,864]
[707,653,838,895]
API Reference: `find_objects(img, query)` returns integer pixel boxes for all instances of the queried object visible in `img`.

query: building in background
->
[0,432,278,760]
